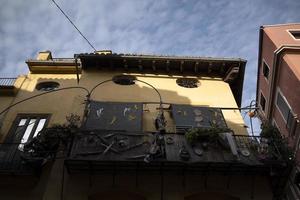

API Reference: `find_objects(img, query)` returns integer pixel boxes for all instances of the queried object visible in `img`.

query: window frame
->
[5,114,51,145]
[259,91,266,113]
[262,59,270,81]
[275,88,294,130]
[36,81,60,92]
[288,29,300,40]
[272,118,280,131]
[176,78,200,88]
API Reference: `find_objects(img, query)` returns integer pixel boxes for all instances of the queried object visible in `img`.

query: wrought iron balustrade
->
[65,130,288,175]
[0,78,17,87]
[0,143,43,175]
[233,135,285,163]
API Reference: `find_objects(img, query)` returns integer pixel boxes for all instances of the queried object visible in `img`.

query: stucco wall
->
[0,70,247,140]
[257,31,277,119]
[0,69,255,200]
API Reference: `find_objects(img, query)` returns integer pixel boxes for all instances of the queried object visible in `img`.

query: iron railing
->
[0,78,17,87]
[67,131,285,164]
[0,143,41,175]
[233,135,284,163]
[0,131,286,175]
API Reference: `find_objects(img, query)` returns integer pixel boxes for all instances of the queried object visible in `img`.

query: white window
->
[289,30,300,40]
[276,90,294,130]
[260,92,266,112]
[6,115,49,151]
[272,118,279,130]
[262,60,270,80]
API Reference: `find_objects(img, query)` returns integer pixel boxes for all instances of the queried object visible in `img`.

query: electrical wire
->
[248,100,257,136]
[0,86,89,116]
[50,0,97,52]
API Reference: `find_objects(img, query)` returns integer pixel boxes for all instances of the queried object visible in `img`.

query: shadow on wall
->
[0,76,196,140]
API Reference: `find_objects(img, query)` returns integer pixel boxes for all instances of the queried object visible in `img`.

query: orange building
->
[256,23,300,199]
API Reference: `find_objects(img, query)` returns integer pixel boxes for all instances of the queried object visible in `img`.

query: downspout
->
[256,26,270,123]
[256,26,264,111]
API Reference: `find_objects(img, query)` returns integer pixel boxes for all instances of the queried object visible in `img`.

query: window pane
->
[290,31,300,39]
[277,92,290,121]
[33,119,46,137]
[287,111,294,130]
[18,119,27,126]
[260,93,266,111]
[18,119,36,151]
[263,62,270,79]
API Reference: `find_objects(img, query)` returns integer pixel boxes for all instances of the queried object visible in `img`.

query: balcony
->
[0,143,43,175]
[65,130,288,175]
[0,78,17,95]
[0,78,17,87]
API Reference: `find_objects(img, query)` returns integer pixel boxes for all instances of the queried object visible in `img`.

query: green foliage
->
[260,124,294,163]
[185,127,231,143]
[22,114,81,160]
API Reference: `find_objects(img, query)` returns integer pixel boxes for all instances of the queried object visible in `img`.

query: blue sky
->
[1,0,300,133]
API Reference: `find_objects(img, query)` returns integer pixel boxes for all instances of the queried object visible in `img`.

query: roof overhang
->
[75,53,246,107]
[0,78,17,96]
[26,59,81,74]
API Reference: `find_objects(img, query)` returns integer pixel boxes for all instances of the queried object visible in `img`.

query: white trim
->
[275,87,293,124]
[272,118,280,130]
[262,23,300,28]
[262,59,270,82]
[287,29,300,40]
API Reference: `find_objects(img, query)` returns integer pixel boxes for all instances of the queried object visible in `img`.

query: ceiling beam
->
[138,60,143,71]
[152,60,156,71]
[194,62,199,73]
[166,60,170,72]
[180,61,184,73]
[208,62,212,74]
[123,59,128,70]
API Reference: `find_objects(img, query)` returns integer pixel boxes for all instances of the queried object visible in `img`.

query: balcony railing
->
[65,130,287,174]
[0,78,17,87]
[0,128,287,176]
[0,143,43,175]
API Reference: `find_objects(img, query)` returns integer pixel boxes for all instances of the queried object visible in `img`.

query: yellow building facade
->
[0,51,287,200]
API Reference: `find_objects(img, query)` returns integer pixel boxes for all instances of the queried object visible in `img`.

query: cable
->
[89,79,163,106]
[50,0,97,52]
[0,86,89,116]
[248,100,257,136]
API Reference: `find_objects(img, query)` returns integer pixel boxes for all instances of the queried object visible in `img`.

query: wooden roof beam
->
[180,61,184,73]
[221,62,226,73]
[166,60,170,72]
[123,59,128,70]
[110,60,114,70]
[208,62,212,74]
[138,60,143,71]
[152,60,156,71]
[224,66,240,82]
[194,62,199,73]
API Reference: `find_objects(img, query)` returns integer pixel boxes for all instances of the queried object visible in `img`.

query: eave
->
[26,59,81,74]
